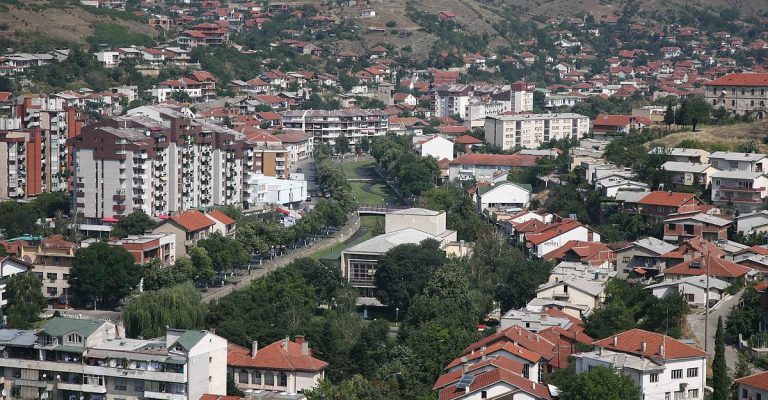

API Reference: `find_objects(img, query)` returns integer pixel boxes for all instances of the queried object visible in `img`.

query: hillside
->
[0,0,158,51]
[647,121,768,153]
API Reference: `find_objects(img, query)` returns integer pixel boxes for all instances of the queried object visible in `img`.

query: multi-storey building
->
[70,106,256,222]
[17,235,78,304]
[704,73,768,119]
[484,113,590,150]
[0,317,228,400]
[708,151,768,172]
[281,109,389,147]
[710,170,768,212]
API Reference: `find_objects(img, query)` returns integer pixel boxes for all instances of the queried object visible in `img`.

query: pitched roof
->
[206,209,236,226]
[593,114,652,127]
[228,340,328,372]
[455,135,483,145]
[41,317,106,338]
[446,340,541,368]
[593,328,707,360]
[705,73,768,87]
[461,326,556,361]
[638,191,697,207]
[525,220,585,246]
[438,368,551,400]
[449,153,539,167]
[735,370,768,391]
[433,357,524,390]
[170,210,216,232]
[664,255,751,279]
[542,240,614,262]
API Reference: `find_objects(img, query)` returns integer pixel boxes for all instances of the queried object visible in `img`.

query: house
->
[359,8,375,17]
[735,371,768,400]
[661,46,682,58]
[663,213,731,243]
[710,170,768,212]
[663,256,752,282]
[636,191,704,222]
[393,92,417,106]
[448,153,540,183]
[735,210,768,234]
[437,11,457,21]
[573,329,707,400]
[595,176,650,197]
[542,240,615,268]
[661,162,718,188]
[436,367,552,400]
[649,147,710,163]
[0,256,31,307]
[704,73,768,119]
[535,276,605,314]
[524,220,601,259]
[475,182,532,213]
[419,136,454,161]
[646,275,728,307]
[708,151,768,172]
[615,237,677,275]
[592,114,653,136]
[105,233,177,266]
[228,336,327,394]
[152,210,215,258]
[206,210,237,238]
[454,135,483,153]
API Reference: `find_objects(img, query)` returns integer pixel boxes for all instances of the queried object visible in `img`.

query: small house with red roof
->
[574,329,707,400]
[152,210,216,258]
[636,191,704,222]
[736,370,768,400]
[592,114,653,136]
[437,11,457,21]
[206,209,237,238]
[228,336,327,394]
[524,220,601,259]
[664,255,752,283]
[542,240,615,268]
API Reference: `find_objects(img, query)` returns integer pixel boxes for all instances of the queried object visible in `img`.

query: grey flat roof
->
[390,207,441,216]
[710,151,767,162]
[711,170,765,179]
[661,161,713,173]
[343,228,437,254]
[487,112,588,121]
[633,237,677,255]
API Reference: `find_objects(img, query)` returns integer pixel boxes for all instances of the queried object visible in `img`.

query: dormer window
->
[67,333,83,344]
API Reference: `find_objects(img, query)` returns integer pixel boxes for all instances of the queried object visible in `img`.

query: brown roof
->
[433,357,524,390]
[449,153,539,167]
[525,220,585,246]
[542,240,614,262]
[638,191,697,207]
[206,210,236,226]
[439,368,551,400]
[461,326,556,361]
[227,339,328,372]
[735,371,768,391]
[705,73,768,87]
[170,210,215,232]
[664,255,751,279]
[593,328,707,360]
[454,135,483,145]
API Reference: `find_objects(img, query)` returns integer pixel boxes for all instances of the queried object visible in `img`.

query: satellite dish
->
[41,393,49,400]
[2,389,8,397]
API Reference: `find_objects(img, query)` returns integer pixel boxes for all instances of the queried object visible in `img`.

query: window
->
[650,373,659,383]
[523,364,530,378]
[481,391,488,399]
[665,393,671,400]
[687,367,698,377]
[238,370,249,384]
[622,256,630,263]
[668,223,677,230]
[134,380,144,392]
[671,369,683,379]
[251,371,261,385]
[264,372,275,386]
[115,378,126,391]
[756,394,761,400]
[742,388,747,399]
[688,389,699,399]
[279,372,288,387]
[66,333,82,344]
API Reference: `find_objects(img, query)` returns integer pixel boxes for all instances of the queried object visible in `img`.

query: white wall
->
[188,332,228,400]
[479,184,531,212]
[533,226,601,258]
[421,136,454,161]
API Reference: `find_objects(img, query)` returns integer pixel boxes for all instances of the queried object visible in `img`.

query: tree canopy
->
[112,210,156,238]
[548,365,641,400]
[123,282,207,339]
[69,242,141,309]
[5,273,47,328]
[374,239,446,311]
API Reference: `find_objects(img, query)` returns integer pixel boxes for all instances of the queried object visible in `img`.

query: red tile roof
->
[749,245,768,256]
[593,114,653,127]
[449,153,539,167]
[542,240,614,263]
[206,210,236,226]
[525,220,585,246]
[439,368,551,400]
[593,328,707,360]
[462,326,556,361]
[705,73,768,87]
[664,255,752,279]
[0,92,12,102]
[447,341,541,369]
[454,135,483,145]
[638,191,698,207]
[735,370,768,390]
[433,357,524,390]
[170,210,215,232]
[227,339,328,372]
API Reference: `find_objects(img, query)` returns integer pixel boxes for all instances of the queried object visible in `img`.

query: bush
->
[385,20,397,28]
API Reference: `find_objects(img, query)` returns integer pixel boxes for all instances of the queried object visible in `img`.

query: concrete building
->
[419,136,454,161]
[16,235,78,304]
[228,336,327,395]
[661,162,718,188]
[573,329,707,400]
[615,237,677,274]
[735,210,768,234]
[484,113,589,150]
[663,213,731,243]
[710,170,768,212]
[708,151,768,172]
[107,233,177,266]
[534,276,605,315]
[704,73,768,119]
[649,148,710,164]
[246,174,307,208]
[646,275,728,307]
[0,317,228,400]
[735,371,768,400]
[475,182,531,213]
[281,109,389,147]
[448,153,539,183]
[340,208,457,297]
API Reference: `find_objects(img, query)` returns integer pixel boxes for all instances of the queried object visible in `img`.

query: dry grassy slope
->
[0,1,157,49]
[647,121,768,153]
[496,0,768,18]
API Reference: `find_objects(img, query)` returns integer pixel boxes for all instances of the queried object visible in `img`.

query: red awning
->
[634,267,647,275]
[158,214,170,220]
[276,207,290,215]
[101,217,119,223]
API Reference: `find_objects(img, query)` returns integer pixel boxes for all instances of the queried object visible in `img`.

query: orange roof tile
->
[542,240,614,262]
[525,220,585,246]
[705,73,768,87]
[227,340,328,372]
[461,326,556,361]
[735,370,768,390]
[638,191,698,207]
[664,255,751,279]
[206,210,236,226]
[439,368,551,400]
[433,357,524,390]
[170,210,215,232]
[449,153,539,167]
[446,341,541,369]
[454,135,484,145]
[593,328,707,360]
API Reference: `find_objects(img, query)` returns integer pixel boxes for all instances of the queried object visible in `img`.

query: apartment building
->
[106,233,177,266]
[17,235,78,304]
[710,170,768,212]
[708,151,768,172]
[484,113,589,150]
[281,109,389,147]
[704,73,768,119]
[573,329,707,400]
[70,106,255,221]
[178,23,230,49]
[0,317,228,400]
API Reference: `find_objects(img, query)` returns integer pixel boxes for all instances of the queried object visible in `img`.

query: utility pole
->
[704,249,711,353]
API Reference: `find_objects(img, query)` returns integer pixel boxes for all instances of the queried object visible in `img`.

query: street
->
[686,289,754,372]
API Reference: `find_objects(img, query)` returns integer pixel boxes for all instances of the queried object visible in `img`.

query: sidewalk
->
[201,213,361,303]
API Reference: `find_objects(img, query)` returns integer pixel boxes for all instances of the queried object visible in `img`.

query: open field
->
[646,121,768,152]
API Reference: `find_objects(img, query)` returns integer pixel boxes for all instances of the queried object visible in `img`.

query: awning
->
[276,207,290,215]
[634,268,647,275]
[100,217,118,223]
[158,214,170,220]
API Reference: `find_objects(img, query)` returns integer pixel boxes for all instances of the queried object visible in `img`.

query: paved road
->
[201,212,361,303]
[687,289,751,371]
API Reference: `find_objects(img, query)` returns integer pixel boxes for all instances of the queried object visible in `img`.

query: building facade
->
[704,73,768,119]
[281,109,389,147]
[484,113,589,150]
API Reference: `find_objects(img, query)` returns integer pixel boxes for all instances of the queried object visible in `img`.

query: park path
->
[201,213,360,303]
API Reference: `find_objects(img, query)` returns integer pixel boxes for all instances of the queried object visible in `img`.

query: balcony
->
[552,290,570,299]
[144,392,186,400]
[113,205,127,212]
[717,185,764,193]
[113,194,126,202]
[82,365,185,383]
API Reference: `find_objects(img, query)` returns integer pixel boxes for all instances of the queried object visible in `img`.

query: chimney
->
[282,337,289,351]
[660,344,665,357]
[301,341,309,356]
[251,341,258,358]
[640,341,647,353]
[462,364,469,373]
[295,335,305,345]
[612,335,618,347]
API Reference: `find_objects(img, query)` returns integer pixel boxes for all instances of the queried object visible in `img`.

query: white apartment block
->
[484,113,590,149]
[573,329,707,400]
[708,151,768,172]
[0,317,227,400]
[281,109,389,146]
[704,73,768,119]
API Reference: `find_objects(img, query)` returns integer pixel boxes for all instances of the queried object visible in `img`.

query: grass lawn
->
[314,216,382,260]
[349,181,400,206]
[341,159,376,179]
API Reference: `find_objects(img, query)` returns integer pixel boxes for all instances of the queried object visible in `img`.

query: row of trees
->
[370,133,440,198]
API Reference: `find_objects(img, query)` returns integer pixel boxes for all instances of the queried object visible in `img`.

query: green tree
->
[69,242,141,309]
[360,136,371,153]
[188,246,216,282]
[112,210,155,238]
[735,351,752,379]
[305,375,397,400]
[227,374,245,397]
[549,365,641,400]
[713,317,729,400]
[373,239,446,311]
[123,282,207,338]
[335,135,350,157]
[32,191,70,218]
[0,201,42,238]
[197,232,248,272]
[679,97,712,131]
[5,273,47,328]
[664,104,675,128]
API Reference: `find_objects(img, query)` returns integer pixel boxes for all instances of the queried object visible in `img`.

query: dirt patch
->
[646,121,768,152]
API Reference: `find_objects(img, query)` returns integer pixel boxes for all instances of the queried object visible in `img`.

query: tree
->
[335,135,350,157]
[713,317,729,400]
[5,273,47,328]
[664,104,675,128]
[735,351,752,379]
[33,191,71,218]
[549,365,640,400]
[374,239,446,311]
[0,201,42,238]
[360,136,371,153]
[305,375,397,400]
[69,242,141,309]
[679,97,712,131]
[188,246,216,282]
[227,374,245,397]
[123,282,207,338]
[197,232,249,272]
[112,210,155,238]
